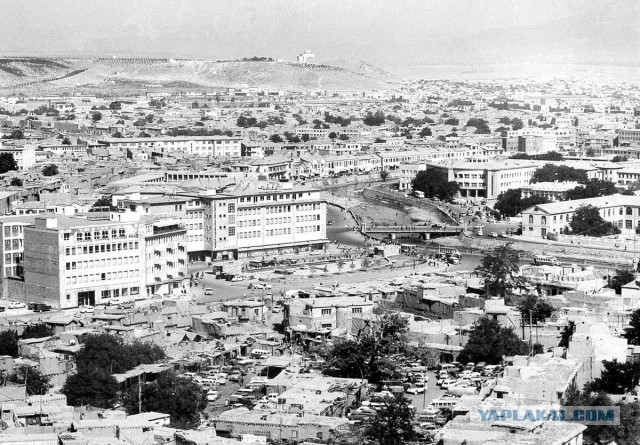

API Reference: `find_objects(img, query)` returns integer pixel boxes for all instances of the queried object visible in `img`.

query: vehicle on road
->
[79,305,95,313]
[206,390,220,402]
[231,276,244,282]
[489,232,498,237]
[533,254,560,266]
[499,231,507,238]
[204,288,214,295]
[8,301,27,310]
[405,386,426,394]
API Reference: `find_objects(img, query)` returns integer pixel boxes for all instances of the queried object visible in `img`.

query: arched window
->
[529,215,534,224]
[541,216,547,225]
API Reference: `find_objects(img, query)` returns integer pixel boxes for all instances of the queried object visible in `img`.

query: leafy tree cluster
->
[510,151,564,161]
[418,126,432,137]
[0,330,18,357]
[236,115,267,129]
[269,134,283,143]
[0,152,18,173]
[10,178,23,187]
[122,371,206,429]
[494,189,550,217]
[586,360,640,394]
[564,179,618,200]
[41,164,58,176]
[458,318,528,364]
[1,129,24,139]
[498,116,523,130]
[312,119,330,129]
[444,117,459,125]
[363,111,386,126]
[562,383,640,445]
[1,364,51,395]
[322,312,409,384]
[364,395,416,445]
[475,245,523,299]
[91,111,102,122]
[62,334,166,408]
[92,197,116,210]
[283,131,301,143]
[411,169,460,201]
[109,101,122,110]
[569,205,621,237]
[32,105,59,116]
[324,112,351,126]
[148,99,165,109]
[166,128,233,137]
[612,155,629,162]
[531,163,589,184]
[466,118,491,134]
[22,323,55,339]
[518,294,554,323]
[610,269,636,295]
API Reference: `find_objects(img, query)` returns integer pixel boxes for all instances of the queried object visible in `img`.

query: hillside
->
[0,57,400,93]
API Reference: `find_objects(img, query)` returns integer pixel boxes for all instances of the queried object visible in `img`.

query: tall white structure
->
[297,50,315,64]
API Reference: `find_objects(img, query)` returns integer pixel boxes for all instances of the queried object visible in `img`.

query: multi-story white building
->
[98,136,242,158]
[399,162,428,191]
[521,194,640,238]
[203,182,328,260]
[0,216,36,299]
[427,159,539,199]
[0,144,36,170]
[520,181,581,202]
[23,213,188,308]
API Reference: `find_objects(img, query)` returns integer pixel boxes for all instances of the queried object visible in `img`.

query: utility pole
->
[138,374,142,414]
[529,311,533,355]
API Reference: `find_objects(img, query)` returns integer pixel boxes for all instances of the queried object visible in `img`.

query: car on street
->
[8,301,27,309]
[499,231,507,238]
[79,305,95,313]
[206,390,220,402]
[405,385,426,394]
[231,276,244,282]
[489,232,498,237]
[204,288,214,295]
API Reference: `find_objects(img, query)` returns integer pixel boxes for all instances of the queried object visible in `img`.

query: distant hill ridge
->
[0,57,399,92]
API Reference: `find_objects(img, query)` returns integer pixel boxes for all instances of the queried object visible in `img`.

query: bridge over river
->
[361,223,465,239]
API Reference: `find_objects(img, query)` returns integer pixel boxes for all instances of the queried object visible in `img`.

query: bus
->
[413,190,425,199]
[430,398,460,410]
[533,255,560,266]
[439,247,460,258]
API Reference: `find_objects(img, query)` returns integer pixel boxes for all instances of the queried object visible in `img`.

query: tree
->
[323,312,409,384]
[0,330,18,357]
[144,114,154,123]
[10,178,22,187]
[10,129,24,139]
[498,117,511,125]
[613,155,628,162]
[380,170,390,182]
[625,309,640,345]
[494,189,550,217]
[301,134,310,142]
[62,367,119,408]
[518,294,553,323]
[22,323,55,339]
[511,117,523,130]
[41,164,59,176]
[91,112,102,122]
[418,126,432,137]
[75,334,165,374]
[338,133,349,140]
[61,136,71,145]
[7,364,51,395]
[411,169,460,201]
[586,147,596,157]
[586,360,640,394]
[610,269,636,295]
[364,395,416,445]
[466,118,491,134]
[444,117,459,126]
[363,111,386,126]
[122,371,206,429]
[475,244,523,299]
[569,205,621,237]
[0,152,18,173]
[531,164,588,184]
[328,131,337,140]
[109,101,122,110]
[564,179,618,200]
[269,134,283,143]
[148,99,163,108]
[92,197,113,210]
[458,318,528,365]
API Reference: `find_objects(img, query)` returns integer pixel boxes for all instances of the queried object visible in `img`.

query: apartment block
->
[98,136,242,157]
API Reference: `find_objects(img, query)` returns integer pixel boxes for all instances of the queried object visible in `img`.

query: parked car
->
[79,305,95,313]
[204,288,214,295]
[206,391,220,402]
[405,385,426,394]
[231,276,244,282]
[8,301,26,310]
[489,232,498,238]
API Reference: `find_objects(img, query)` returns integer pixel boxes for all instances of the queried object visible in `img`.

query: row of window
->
[63,228,131,242]
[147,234,182,246]
[4,239,22,251]
[186,223,203,230]
[65,269,140,284]
[100,287,139,299]
[3,225,22,237]
[321,307,363,315]
[66,256,140,270]
[65,242,139,256]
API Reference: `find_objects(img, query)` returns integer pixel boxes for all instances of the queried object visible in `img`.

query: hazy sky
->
[1,0,639,66]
